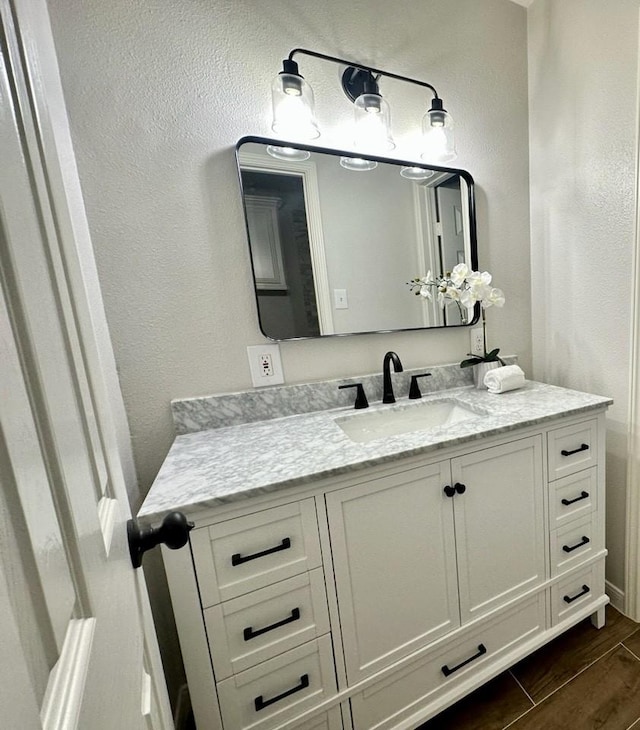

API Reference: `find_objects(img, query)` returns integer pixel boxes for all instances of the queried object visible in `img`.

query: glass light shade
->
[352,92,395,153]
[271,72,320,140]
[421,108,456,163]
[339,156,378,171]
[399,166,435,181]
[266,145,311,161]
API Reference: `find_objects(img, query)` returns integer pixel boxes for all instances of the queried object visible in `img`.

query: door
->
[451,435,546,623]
[0,1,172,727]
[436,183,466,325]
[326,461,460,683]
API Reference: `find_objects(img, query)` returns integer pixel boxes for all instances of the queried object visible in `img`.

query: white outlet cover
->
[247,344,284,387]
[470,327,485,356]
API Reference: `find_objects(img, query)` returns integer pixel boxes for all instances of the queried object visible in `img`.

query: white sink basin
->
[335,398,483,443]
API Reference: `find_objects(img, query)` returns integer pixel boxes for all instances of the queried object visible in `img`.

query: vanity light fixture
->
[270,58,320,141]
[270,48,456,164]
[339,156,378,172]
[399,166,436,181]
[265,144,311,161]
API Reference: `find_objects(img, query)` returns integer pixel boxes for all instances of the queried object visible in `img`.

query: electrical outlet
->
[259,353,274,377]
[247,344,284,387]
[334,288,348,309]
[470,327,485,356]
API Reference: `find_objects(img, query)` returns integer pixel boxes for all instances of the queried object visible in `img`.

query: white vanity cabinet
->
[160,409,609,730]
[326,435,545,685]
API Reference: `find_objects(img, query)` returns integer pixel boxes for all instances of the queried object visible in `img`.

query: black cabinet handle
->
[244,608,301,641]
[564,584,590,604]
[444,484,466,497]
[232,537,291,566]
[441,644,487,677]
[561,443,589,457]
[254,674,309,712]
[561,491,589,506]
[562,536,590,553]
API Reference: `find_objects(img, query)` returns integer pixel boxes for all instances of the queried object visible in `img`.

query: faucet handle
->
[409,373,432,399]
[339,383,369,409]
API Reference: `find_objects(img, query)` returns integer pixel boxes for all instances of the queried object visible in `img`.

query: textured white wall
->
[46,0,530,705]
[528,0,640,593]
[47,0,530,492]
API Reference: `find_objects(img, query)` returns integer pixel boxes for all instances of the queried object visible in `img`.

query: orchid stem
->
[482,308,487,357]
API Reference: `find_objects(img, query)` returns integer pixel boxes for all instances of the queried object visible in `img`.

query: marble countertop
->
[138,381,612,521]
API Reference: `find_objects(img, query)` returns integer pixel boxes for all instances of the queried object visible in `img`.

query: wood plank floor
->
[419,606,640,730]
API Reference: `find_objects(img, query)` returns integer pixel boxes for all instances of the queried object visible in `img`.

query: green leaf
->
[460,347,503,368]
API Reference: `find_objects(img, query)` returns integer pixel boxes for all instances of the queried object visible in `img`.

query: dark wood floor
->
[419,606,640,730]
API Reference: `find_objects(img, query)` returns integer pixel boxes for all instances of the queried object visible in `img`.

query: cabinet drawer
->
[217,636,337,730]
[191,500,322,605]
[550,468,597,528]
[551,514,601,577]
[350,594,545,730]
[551,561,605,625]
[205,569,330,679]
[548,420,597,480]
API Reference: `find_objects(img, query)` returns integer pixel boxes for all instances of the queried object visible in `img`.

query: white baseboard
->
[173,683,191,730]
[606,580,625,613]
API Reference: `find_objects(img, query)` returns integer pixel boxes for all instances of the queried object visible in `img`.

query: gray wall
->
[46,0,530,706]
[528,0,639,596]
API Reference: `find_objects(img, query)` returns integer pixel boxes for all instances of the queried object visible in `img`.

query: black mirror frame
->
[235,135,480,341]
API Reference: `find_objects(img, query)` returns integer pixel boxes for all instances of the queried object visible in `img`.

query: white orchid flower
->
[483,287,505,308]
[409,268,504,326]
[445,285,460,301]
[450,263,469,287]
[419,285,432,300]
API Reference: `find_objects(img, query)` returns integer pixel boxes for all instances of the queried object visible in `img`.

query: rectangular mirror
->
[236,136,478,340]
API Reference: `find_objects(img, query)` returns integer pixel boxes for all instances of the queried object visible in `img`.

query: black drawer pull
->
[454,482,466,495]
[232,537,291,566]
[443,485,456,498]
[563,536,590,553]
[254,674,309,712]
[441,643,487,677]
[561,491,589,506]
[564,584,590,604]
[561,443,589,457]
[244,608,301,641]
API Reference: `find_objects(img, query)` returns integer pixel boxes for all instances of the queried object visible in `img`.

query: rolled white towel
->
[483,364,526,394]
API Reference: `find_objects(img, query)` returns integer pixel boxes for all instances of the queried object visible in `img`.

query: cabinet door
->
[326,461,459,684]
[452,435,545,623]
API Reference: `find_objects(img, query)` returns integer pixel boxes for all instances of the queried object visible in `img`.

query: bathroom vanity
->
[139,373,611,730]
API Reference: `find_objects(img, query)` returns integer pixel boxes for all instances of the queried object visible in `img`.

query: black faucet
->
[382,351,403,403]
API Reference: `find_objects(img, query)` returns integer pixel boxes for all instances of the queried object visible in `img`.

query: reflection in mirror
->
[237,137,477,340]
